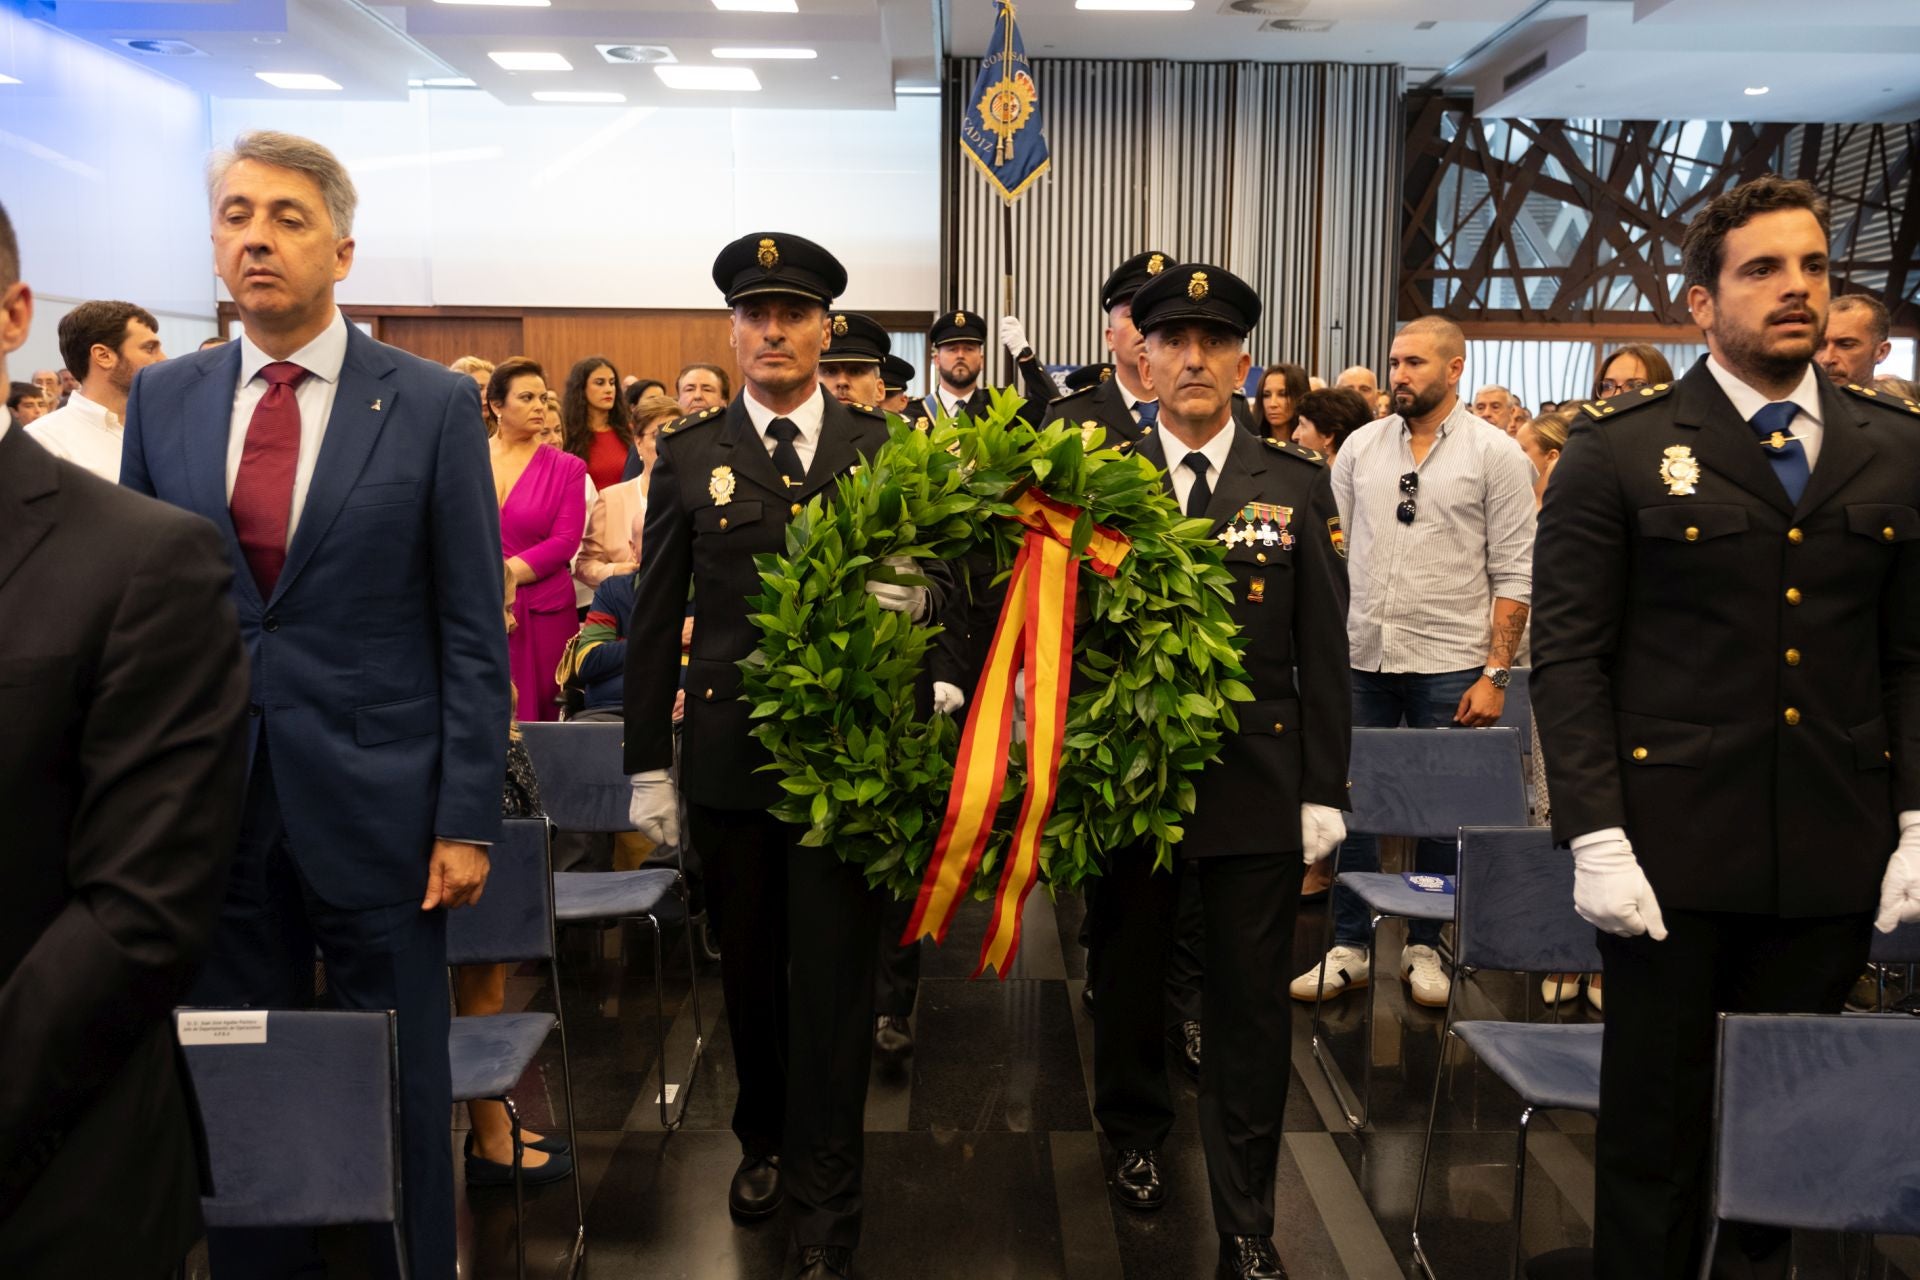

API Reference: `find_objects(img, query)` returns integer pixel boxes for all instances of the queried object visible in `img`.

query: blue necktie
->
[1750,402,1808,506]
[1136,399,1159,428]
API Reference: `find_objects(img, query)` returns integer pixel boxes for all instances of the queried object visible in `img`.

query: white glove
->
[933,681,966,716]
[1874,811,1920,933]
[999,314,1031,358]
[1570,827,1668,939]
[864,554,929,622]
[629,769,680,848]
[1301,803,1346,867]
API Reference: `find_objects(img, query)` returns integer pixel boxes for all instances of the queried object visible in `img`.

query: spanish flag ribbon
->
[904,489,1131,977]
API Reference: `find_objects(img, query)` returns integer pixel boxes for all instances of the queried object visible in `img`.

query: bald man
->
[1335,366,1377,400]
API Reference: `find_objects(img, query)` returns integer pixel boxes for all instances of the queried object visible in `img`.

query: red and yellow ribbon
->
[904,489,1131,977]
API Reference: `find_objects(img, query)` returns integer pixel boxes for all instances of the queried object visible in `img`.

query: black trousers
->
[874,896,921,1018]
[686,805,884,1250]
[1166,873,1205,1027]
[1088,848,1304,1236]
[191,742,453,1280]
[1593,909,1872,1280]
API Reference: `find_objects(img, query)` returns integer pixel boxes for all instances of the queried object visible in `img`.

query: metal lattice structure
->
[1400,94,1920,328]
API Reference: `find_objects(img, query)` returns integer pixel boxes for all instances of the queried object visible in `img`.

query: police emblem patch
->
[1659,445,1700,497]
[1147,253,1166,275]
[709,465,736,506]
[757,238,779,269]
[832,315,848,336]
[1188,271,1209,301]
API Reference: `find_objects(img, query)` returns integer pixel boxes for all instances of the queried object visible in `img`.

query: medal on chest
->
[709,465,736,505]
[1218,502,1294,550]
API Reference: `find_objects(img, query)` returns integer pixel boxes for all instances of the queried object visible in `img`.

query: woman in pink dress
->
[487,357,588,721]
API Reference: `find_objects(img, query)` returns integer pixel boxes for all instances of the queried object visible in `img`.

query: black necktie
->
[1182,451,1212,519]
[767,417,806,489]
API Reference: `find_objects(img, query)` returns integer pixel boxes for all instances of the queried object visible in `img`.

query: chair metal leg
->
[1309,851,1372,1130]
[1511,1106,1534,1280]
[547,951,587,1276]
[638,908,703,1131]
[503,1094,528,1280]
[1695,1218,1722,1280]
[1409,994,1458,1280]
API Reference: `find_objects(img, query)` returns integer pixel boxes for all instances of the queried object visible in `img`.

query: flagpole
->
[1002,197,1016,385]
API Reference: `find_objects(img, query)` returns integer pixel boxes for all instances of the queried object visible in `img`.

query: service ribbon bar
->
[904,488,1131,976]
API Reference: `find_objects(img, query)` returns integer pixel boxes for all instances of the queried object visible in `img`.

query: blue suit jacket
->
[121,323,509,909]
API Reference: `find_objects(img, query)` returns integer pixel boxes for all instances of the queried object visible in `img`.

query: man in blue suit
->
[122,131,508,1279]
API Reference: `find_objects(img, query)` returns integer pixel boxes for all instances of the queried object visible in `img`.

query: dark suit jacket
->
[918,385,1038,429]
[1135,427,1353,855]
[1532,358,1920,916]
[1038,375,1152,448]
[624,389,949,807]
[0,428,249,1271]
[120,324,509,908]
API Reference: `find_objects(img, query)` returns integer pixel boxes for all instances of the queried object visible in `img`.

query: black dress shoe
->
[729,1154,783,1219]
[873,1014,913,1066]
[1111,1148,1164,1211]
[1218,1235,1287,1279]
[463,1133,576,1187]
[1173,1020,1202,1078]
[796,1244,853,1278]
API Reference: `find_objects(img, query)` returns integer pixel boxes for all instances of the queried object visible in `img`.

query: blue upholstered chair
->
[446,817,584,1280]
[1700,1012,1920,1280]
[515,721,705,1130]
[1409,826,1603,1280]
[180,1008,408,1276]
[1310,726,1531,1129]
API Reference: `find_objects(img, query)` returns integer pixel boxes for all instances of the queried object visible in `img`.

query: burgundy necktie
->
[230,360,310,596]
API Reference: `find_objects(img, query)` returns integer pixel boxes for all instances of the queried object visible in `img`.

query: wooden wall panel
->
[520,310,741,395]
[378,316,523,369]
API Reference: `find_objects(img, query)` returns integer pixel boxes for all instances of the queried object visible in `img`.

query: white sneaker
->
[1289,946,1370,1002]
[1401,944,1451,1008]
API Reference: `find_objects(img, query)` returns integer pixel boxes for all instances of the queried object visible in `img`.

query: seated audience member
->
[577,391,678,593]
[1472,383,1518,434]
[31,368,61,407]
[1291,385,1371,466]
[450,354,494,392]
[27,299,167,480]
[1510,402,1531,429]
[198,335,228,350]
[1537,398,1559,414]
[1516,407,1572,507]
[624,376,666,411]
[7,380,45,424]
[1335,364,1378,400]
[1592,342,1674,399]
[1256,362,1308,440]
[561,354,636,491]
[675,361,730,414]
[488,357,589,721]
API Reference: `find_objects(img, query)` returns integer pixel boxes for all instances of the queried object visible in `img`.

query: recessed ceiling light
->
[712,47,817,59]
[489,51,572,71]
[533,90,626,103]
[0,74,19,85]
[251,36,282,46]
[436,0,550,6]
[711,0,798,11]
[1745,85,1770,95]
[1075,0,1194,9]
[255,72,343,90]
[598,44,676,65]
[655,65,761,91]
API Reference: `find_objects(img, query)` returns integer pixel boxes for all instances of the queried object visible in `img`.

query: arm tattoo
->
[1488,601,1530,669]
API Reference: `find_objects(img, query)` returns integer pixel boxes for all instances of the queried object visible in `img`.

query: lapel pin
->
[369,398,382,412]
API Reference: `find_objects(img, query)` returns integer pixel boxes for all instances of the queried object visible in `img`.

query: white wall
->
[0,9,216,379]
[208,91,941,313]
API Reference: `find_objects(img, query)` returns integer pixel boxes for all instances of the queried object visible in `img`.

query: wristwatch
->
[1482,666,1511,689]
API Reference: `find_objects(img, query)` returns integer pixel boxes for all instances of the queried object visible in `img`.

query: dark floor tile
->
[918,890,1069,980]
[860,1131,1069,1279]
[909,978,1091,1132]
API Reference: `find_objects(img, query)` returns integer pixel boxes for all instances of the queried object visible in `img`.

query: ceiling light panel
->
[256,72,343,90]
[533,91,627,103]
[598,44,676,65]
[489,51,573,71]
[0,74,19,85]
[655,65,762,91]
[711,0,798,11]
[712,47,818,59]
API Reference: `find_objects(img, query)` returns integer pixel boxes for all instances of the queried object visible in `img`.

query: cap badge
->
[756,238,779,269]
[1659,444,1700,497]
[709,465,736,506]
[1147,253,1166,275]
[954,310,966,326]
[1187,271,1209,301]
[833,314,849,336]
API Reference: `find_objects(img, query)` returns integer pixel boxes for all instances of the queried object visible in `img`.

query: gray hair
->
[207,131,358,239]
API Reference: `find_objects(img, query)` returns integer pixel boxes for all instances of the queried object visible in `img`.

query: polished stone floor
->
[426,871,1920,1280]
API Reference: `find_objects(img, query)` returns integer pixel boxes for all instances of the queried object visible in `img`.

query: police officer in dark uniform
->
[624,232,945,1280]
[1532,176,1920,1280]
[879,352,915,417]
[1086,262,1352,1280]
[817,309,892,414]
[1039,250,1177,447]
[1064,362,1115,392]
[923,308,1036,425]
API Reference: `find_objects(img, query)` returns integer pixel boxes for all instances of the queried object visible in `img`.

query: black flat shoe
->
[1173,1020,1202,1078]
[1111,1147,1164,1211]
[873,1014,913,1067]
[730,1154,784,1220]
[796,1244,852,1278]
[463,1133,575,1187]
[1218,1235,1287,1279]
[519,1128,568,1154]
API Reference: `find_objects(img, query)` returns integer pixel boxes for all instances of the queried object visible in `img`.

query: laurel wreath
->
[739,393,1252,901]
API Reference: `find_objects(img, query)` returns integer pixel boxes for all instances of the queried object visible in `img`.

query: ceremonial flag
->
[960,0,1050,202]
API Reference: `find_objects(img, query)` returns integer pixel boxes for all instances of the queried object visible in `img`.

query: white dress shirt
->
[0,405,11,443]
[226,309,350,544]
[26,390,124,481]
[1165,418,1238,514]
[1117,381,1160,426]
[742,381,826,472]
[934,384,974,418]
[1704,355,1825,469]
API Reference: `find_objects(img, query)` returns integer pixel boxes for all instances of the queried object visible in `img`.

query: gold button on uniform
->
[1785,648,1801,666]
[1785,588,1802,605]
[719,517,729,529]
[1885,526,1897,542]
[1784,707,1802,726]
[1632,747,1649,761]
[1256,553,1267,563]
[704,688,714,698]
[1788,528,1804,544]
[1273,722,1284,733]
[791,503,802,516]
[1684,526,1700,542]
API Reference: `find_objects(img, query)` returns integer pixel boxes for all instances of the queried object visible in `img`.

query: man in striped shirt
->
[1289,316,1538,1008]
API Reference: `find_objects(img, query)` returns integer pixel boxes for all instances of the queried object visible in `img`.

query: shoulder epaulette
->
[1047,384,1096,405]
[658,404,724,437]
[1263,437,1326,466]
[1580,382,1673,421]
[1842,382,1920,416]
[845,401,887,421]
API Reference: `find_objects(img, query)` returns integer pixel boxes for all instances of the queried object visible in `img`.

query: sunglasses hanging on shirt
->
[1396,471,1419,525]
